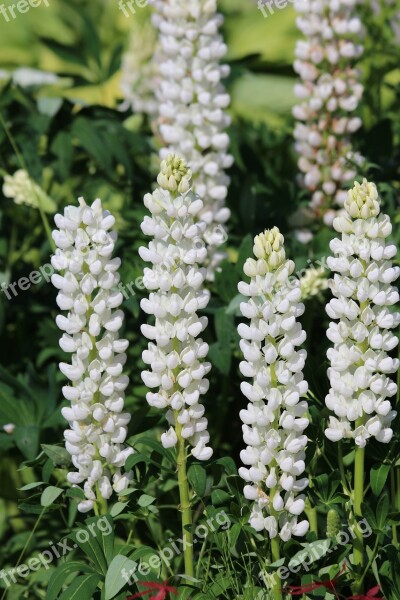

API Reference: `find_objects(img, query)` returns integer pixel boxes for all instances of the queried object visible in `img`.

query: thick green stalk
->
[352,434,365,593]
[95,485,108,516]
[175,418,194,578]
[351,296,368,590]
[269,488,283,600]
[304,499,318,536]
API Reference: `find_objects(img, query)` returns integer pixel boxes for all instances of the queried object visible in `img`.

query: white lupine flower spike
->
[238,228,310,541]
[325,179,399,447]
[293,0,364,226]
[151,0,233,279]
[51,198,134,513]
[140,154,213,462]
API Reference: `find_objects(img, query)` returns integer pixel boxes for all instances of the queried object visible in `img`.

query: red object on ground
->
[348,584,383,599]
[283,563,346,599]
[127,580,178,600]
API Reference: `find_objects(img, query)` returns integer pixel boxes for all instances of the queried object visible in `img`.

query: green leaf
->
[215,261,239,304]
[95,515,114,565]
[215,457,238,477]
[41,486,63,507]
[19,481,44,491]
[133,436,174,464]
[110,502,128,518]
[235,235,253,275]
[137,494,156,508]
[288,539,332,570]
[69,523,108,576]
[188,464,207,497]
[72,118,113,174]
[228,523,241,548]
[46,561,95,600]
[58,573,101,600]
[15,425,39,460]
[211,489,232,506]
[208,342,231,375]
[370,463,391,496]
[104,555,137,600]
[41,444,71,467]
[376,492,389,532]
[125,453,151,470]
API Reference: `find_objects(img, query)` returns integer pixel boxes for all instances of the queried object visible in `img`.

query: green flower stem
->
[304,499,318,536]
[267,345,283,600]
[95,485,108,516]
[269,488,283,600]
[175,417,194,579]
[351,296,369,591]
[352,433,365,592]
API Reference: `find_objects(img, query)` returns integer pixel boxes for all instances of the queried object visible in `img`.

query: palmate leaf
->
[104,555,137,600]
[370,463,391,496]
[69,520,109,576]
[58,573,102,600]
[46,561,96,600]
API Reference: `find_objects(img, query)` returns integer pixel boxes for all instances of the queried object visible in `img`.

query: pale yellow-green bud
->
[157,154,192,194]
[3,169,56,213]
[300,266,328,301]
[344,179,380,220]
[253,227,286,270]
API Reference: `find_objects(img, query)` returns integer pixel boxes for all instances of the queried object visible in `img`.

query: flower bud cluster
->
[293,0,364,224]
[238,228,309,541]
[140,155,213,461]
[151,0,233,278]
[325,180,399,447]
[51,198,133,512]
[300,266,329,301]
[3,169,56,213]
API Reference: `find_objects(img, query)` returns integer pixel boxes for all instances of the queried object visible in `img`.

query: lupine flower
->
[51,198,133,512]
[300,266,329,301]
[151,0,233,278]
[293,0,364,226]
[3,424,15,435]
[325,180,399,447]
[120,14,159,118]
[3,170,56,212]
[140,155,213,462]
[237,228,309,541]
